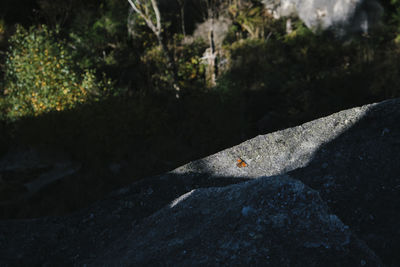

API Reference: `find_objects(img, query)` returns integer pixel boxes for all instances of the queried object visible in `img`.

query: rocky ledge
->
[1,98,399,266]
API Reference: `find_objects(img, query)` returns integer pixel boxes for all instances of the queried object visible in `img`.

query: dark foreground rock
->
[1,98,400,266]
[0,147,82,219]
[88,175,381,266]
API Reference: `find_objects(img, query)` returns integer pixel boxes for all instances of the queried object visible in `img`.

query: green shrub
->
[3,25,111,119]
[141,35,207,93]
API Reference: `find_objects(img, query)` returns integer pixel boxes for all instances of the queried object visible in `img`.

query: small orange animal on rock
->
[236,158,247,168]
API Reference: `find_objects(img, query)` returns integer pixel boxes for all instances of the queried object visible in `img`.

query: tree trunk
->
[208,20,218,87]
[157,33,181,98]
[205,6,219,88]
[177,0,186,36]
[128,0,181,98]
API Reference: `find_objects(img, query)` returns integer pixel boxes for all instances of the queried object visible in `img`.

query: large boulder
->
[1,98,400,266]
[262,0,383,36]
[89,175,383,266]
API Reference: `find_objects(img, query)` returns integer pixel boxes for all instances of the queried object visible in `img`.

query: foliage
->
[141,35,207,92]
[390,0,400,25]
[2,25,111,120]
[388,0,400,44]
[68,0,130,69]
[141,45,171,91]
[229,0,270,39]
[217,18,400,124]
[1,1,400,146]
[0,18,5,35]
[65,0,150,95]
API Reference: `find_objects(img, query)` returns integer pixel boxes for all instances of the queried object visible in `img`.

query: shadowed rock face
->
[288,100,400,266]
[1,98,400,266]
[89,175,381,266]
[0,147,81,217]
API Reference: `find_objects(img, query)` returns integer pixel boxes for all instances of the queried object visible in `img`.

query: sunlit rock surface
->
[262,0,382,36]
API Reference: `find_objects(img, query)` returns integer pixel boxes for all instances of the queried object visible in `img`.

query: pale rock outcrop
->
[262,0,382,36]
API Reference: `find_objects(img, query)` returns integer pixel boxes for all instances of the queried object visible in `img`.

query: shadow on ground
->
[287,99,400,266]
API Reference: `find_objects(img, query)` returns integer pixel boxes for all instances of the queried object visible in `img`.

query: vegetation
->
[1,0,400,218]
[2,25,111,119]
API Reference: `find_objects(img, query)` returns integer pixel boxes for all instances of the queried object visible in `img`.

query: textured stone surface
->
[88,175,381,266]
[288,100,400,266]
[1,98,400,266]
[173,99,371,178]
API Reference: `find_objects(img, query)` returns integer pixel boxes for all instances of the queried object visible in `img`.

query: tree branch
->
[151,0,162,33]
[127,0,158,34]
[127,0,181,98]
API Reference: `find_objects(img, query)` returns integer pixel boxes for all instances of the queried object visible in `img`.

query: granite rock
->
[1,98,400,266]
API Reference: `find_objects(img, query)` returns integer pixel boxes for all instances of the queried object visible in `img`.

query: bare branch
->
[127,0,143,17]
[151,0,162,33]
[127,0,181,98]
[127,0,158,34]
